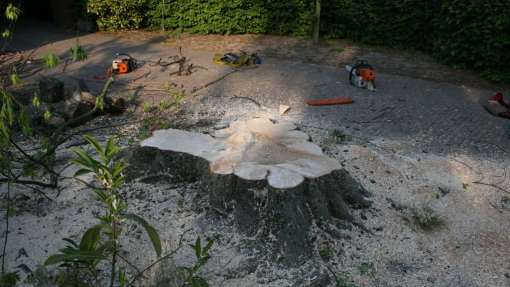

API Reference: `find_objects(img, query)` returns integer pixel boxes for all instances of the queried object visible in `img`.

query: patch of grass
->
[333,274,359,287]
[167,86,185,106]
[357,261,374,275]
[42,53,59,69]
[138,116,171,140]
[407,207,445,231]
[328,129,349,144]
[319,241,334,261]
[69,41,87,62]
[143,102,156,113]
[158,99,174,111]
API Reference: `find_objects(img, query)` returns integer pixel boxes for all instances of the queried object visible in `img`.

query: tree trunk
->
[313,0,321,44]
[125,118,371,265]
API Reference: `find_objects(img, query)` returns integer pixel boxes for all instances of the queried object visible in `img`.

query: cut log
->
[130,118,371,265]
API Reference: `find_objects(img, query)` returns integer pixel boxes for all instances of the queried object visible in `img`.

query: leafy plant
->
[0,272,20,287]
[1,3,21,42]
[4,3,21,22]
[406,207,444,231]
[43,53,59,69]
[8,68,20,86]
[142,102,156,113]
[46,135,162,287]
[319,241,334,261]
[334,275,358,287]
[357,261,374,275]
[87,0,147,31]
[70,41,88,62]
[177,236,214,287]
[158,99,174,111]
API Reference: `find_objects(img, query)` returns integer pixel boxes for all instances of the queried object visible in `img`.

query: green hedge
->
[146,0,314,36]
[87,0,147,30]
[433,0,510,81]
[86,0,510,81]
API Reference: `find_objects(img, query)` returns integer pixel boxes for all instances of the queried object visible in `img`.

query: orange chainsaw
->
[111,53,137,74]
[346,60,376,91]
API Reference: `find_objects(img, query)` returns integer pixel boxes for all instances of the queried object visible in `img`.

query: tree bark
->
[125,146,371,266]
[313,0,321,44]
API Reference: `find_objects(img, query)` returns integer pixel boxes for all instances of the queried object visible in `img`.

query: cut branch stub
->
[137,118,371,265]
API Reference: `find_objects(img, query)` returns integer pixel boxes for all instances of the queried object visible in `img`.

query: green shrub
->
[433,0,510,81]
[87,0,147,31]
[321,0,438,49]
[146,0,313,36]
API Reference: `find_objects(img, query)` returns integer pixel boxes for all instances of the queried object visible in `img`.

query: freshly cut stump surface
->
[134,118,370,265]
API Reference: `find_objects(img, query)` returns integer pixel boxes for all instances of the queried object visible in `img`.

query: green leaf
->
[83,135,103,155]
[43,109,51,122]
[6,206,16,217]
[118,268,127,286]
[9,71,21,86]
[105,137,121,159]
[2,29,11,39]
[79,225,103,251]
[92,188,109,203]
[32,94,40,108]
[124,213,162,257]
[203,238,214,255]
[0,272,20,287]
[193,237,202,259]
[62,238,79,248]
[74,168,92,177]
[44,254,67,266]
[112,161,126,179]
[190,276,209,287]
[95,96,105,112]
[71,148,99,170]
[70,42,87,62]
[18,107,32,136]
[5,3,21,22]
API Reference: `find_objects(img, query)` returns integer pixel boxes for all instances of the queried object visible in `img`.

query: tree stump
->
[129,118,371,265]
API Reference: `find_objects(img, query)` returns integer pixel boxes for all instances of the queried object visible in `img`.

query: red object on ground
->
[492,92,510,108]
[306,97,354,106]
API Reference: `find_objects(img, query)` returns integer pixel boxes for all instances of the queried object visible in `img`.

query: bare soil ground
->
[2,24,510,287]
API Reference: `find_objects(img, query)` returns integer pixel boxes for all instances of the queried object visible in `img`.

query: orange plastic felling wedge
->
[305,97,354,106]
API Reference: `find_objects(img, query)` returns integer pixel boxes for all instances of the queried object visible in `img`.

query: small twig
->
[1,181,11,275]
[212,207,228,217]
[191,66,257,94]
[129,71,151,83]
[8,138,59,177]
[229,96,261,107]
[0,178,56,189]
[117,253,143,275]
[324,264,340,285]
[472,181,510,194]
[487,199,510,213]
[17,182,54,201]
